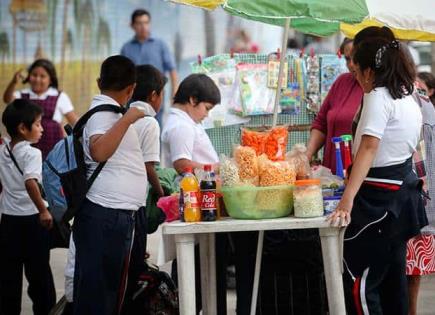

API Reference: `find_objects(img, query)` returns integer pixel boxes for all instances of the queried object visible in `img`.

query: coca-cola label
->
[201,190,217,211]
[184,191,200,208]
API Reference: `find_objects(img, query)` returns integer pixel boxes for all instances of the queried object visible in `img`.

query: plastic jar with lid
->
[293,179,324,218]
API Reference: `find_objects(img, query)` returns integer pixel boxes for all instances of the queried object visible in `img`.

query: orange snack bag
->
[241,126,288,161]
[241,128,268,156]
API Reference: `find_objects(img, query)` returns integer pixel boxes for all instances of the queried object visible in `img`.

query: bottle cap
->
[331,137,342,143]
[183,167,193,174]
[204,164,212,171]
[341,134,352,142]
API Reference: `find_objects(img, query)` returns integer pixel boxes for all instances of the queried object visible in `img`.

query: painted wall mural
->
[0,0,282,115]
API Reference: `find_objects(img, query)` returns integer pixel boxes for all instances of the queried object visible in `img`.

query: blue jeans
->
[73,199,135,315]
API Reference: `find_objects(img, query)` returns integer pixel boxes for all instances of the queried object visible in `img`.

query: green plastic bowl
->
[221,185,294,219]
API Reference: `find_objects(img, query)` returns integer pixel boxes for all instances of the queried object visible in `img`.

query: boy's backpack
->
[42,105,126,232]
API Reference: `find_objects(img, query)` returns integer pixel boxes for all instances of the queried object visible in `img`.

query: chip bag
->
[234,146,259,185]
[286,144,312,179]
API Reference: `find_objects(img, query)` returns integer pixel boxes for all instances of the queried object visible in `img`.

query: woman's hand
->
[327,197,353,227]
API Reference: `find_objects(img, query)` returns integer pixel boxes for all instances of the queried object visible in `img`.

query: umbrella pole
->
[272,17,291,128]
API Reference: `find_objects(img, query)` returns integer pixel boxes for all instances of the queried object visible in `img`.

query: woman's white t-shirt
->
[161,107,219,168]
[353,87,422,167]
[14,87,74,123]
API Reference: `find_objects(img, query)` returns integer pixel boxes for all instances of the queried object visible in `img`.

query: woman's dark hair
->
[339,37,353,54]
[173,74,221,106]
[352,36,416,99]
[353,26,395,46]
[131,65,167,102]
[2,99,42,137]
[99,55,136,91]
[23,59,58,89]
[131,9,151,24]
[418,72,435,104]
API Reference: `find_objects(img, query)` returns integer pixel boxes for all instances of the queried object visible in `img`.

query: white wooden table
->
[162,217,345,315]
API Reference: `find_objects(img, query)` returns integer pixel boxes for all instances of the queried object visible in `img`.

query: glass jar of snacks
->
[294,179,324,218]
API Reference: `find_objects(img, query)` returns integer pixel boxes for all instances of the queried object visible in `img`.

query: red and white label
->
[184,191,200,208]
[201,190,217,211]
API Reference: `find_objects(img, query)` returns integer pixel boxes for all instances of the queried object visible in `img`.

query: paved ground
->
[21,233,435,314]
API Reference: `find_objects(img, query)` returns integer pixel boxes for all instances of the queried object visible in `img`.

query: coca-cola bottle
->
[200,164,217,221]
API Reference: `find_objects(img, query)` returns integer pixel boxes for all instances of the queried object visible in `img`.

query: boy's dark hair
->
[131,65,167,102]
[131,9,151,24]
[2,99,42,137]
[99,55,136,91]
[353,36,415,100]
[24,59,58,89]
[173,74,221,106]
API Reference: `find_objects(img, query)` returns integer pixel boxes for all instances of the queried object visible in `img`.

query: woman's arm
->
[3,69,23,103]
[306,129,326,161]
[328,135,380,226]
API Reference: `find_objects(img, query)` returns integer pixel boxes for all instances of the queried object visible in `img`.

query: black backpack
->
[43,104,126,227]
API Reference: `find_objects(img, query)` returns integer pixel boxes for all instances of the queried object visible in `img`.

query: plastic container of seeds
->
[293,179,324,218]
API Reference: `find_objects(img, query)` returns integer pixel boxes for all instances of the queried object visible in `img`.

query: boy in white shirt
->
[0,99,55,314]
[72,55,146,315]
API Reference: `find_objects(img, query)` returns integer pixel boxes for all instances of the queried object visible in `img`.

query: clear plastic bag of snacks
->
[233,145,259,185]
[258,154,296,186]
[241,126,288,161]
[220,155,240,187]
[286,143,312,179]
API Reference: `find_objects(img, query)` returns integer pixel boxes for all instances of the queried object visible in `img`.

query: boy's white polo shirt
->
[83,95,147,210]
[0,140,41,216]
[161,107,219,168]
[130,101,160,163]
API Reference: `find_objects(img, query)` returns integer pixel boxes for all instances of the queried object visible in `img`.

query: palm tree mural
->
[9,0,48,64]
[96,17,111,57]
[0,32,10,71]
[48,0,59,60]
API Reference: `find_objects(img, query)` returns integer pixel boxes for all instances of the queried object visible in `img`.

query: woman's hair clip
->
[375,40,400,68]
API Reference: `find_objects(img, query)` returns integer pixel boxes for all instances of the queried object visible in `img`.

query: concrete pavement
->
[20,233,435,314]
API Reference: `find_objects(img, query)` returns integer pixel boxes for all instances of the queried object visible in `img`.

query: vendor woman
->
[161,74,228,314]
[329,29,426,315]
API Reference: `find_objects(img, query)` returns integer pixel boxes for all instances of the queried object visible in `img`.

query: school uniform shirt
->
[161,107,219,168]
[353,87,422,168]
[130,101,160,163]
[82,95,147,210]
[14,87,74,123]
[0,140,41,216]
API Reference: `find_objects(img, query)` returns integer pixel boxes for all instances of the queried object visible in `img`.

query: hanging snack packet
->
[241,128,269,156]
[234,145,259,185]
[264,126,288,161]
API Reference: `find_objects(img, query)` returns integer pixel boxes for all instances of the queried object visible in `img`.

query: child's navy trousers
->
[72,199,135,315]
[0,213,56,315]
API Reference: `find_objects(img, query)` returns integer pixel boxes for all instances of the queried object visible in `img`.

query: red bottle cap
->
[204,164,212,171]
[183,167,193,174]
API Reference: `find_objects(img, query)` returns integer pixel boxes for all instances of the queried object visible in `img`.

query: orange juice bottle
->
[180,167,201,222]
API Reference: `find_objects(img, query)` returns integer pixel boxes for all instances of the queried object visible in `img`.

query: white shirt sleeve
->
[135,118,160,163]
[13,90,21,99]
[85,111,121,137]
[52,92,74,123]
[168,124,195,163]
[358,90,391,140]
[23,149,42,182]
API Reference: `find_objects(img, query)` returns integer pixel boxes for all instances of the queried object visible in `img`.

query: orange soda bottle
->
[180,167,201,222]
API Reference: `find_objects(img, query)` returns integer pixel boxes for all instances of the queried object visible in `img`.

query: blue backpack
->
[43,104,126,226]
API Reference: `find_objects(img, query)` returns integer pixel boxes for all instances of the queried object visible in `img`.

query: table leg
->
[175,234,196,315]
[250,230,264,315]
[319,227,346,315]
[199,233,217,315]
